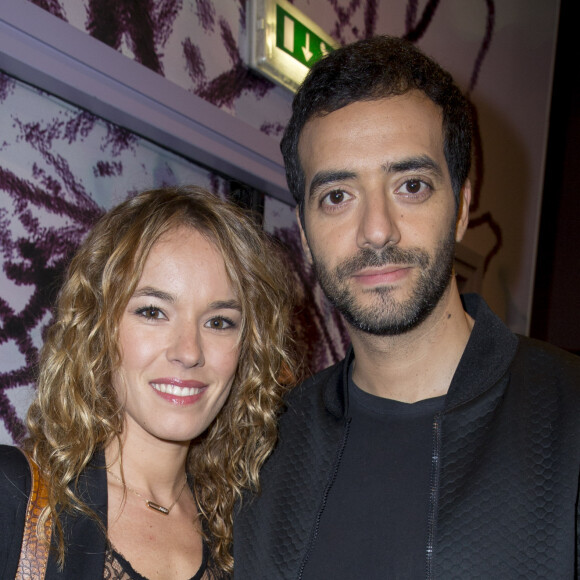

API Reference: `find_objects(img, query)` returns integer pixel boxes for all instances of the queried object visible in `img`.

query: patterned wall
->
[0,72,231,443]
[22,0,508,297]
[0,68,347,444]
[1,0,559,443]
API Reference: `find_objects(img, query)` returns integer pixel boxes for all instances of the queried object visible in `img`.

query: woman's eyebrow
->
[209,299,242,311]
[132,286,175,303]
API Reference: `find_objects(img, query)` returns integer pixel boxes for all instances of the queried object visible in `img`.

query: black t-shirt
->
[301,371,445,580]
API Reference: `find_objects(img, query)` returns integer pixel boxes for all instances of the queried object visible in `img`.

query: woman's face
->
[113,226,242,445]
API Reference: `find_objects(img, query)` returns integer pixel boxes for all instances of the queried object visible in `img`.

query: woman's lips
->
[150,379,208,405]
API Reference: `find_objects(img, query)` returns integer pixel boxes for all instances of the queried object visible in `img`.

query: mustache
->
[335,246,430,279]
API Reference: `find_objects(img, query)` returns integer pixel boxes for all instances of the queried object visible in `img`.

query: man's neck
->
[349,282,474,403]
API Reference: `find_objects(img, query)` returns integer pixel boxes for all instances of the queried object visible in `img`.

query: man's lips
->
[351,265,412,286]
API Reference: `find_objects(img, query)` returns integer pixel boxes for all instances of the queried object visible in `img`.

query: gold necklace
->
[107,469,188,515]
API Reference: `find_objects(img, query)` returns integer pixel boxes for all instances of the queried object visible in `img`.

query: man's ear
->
[455,180,471,243]
[295,206,313,265]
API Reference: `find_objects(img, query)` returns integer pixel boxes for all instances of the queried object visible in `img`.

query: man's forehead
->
[300,93,442,147]
[298,94,445,167]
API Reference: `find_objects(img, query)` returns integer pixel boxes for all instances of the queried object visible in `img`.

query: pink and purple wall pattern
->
[1,0,559,443]
[0,71,233,443]
[0,70,348,444]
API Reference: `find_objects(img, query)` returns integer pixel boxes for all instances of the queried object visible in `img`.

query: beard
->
[311,226,457,336]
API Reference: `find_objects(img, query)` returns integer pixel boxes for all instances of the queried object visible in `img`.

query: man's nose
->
[357,189,401,249]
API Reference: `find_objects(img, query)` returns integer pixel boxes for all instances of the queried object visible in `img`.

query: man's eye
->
[136,306,164,320]
[322,190,351,206]
[401,180,430,195]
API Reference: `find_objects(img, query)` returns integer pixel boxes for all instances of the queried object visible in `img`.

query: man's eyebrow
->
[132,286,175,303]
[384,155,444,177]
[209,299,242,311]
[307,170,357,201]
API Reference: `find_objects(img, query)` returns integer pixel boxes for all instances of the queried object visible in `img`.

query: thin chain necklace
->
[107,469,188,515]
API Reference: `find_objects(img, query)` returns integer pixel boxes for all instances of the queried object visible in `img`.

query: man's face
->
[297,92,470,336]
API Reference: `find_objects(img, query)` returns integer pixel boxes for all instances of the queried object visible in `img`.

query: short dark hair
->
[280,35,472,211]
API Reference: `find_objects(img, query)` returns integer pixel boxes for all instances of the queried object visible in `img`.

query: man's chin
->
[343,311,421,336]
[337,285,449,336]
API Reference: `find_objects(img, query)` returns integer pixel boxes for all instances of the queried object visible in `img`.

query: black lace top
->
[103,541,228,580]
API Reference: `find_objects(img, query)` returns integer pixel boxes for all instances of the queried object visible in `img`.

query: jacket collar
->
[46,449,108,578]
[323,294,519,417]
[444,293,518,410]
[323,346,354,419]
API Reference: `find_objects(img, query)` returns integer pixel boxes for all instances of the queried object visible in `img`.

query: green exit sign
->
[247,0,337,92]
[275,5,333,69]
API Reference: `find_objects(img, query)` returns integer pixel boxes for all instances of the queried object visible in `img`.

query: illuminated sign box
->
[247,0,337,92]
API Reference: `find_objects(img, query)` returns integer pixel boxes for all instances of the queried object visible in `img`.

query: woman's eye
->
[136,306,165,320]
[206,316,235,330]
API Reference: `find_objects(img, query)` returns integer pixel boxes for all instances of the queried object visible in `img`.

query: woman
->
[0,186,295,579]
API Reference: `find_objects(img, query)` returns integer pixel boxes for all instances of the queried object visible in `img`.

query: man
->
[234,36,580,578]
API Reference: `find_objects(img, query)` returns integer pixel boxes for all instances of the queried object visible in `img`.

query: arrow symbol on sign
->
[302,33,313,61]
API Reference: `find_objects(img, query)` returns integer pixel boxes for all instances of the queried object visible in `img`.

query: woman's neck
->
[104,424,190,497]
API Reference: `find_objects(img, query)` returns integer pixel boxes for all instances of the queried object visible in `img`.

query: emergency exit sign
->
[275,5,333,68]
[247,0,337,92]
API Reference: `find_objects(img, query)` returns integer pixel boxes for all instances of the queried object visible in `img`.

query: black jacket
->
[0,447,226,579]
[234,295,580,578]
[0,446,108,579]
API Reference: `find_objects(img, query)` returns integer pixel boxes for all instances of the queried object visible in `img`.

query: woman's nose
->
[167,326,204,368]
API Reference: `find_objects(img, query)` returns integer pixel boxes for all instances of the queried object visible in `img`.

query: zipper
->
[297,417,352,579]
[426,413,442,579]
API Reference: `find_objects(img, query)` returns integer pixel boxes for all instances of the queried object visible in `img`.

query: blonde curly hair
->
[24,185,296,573]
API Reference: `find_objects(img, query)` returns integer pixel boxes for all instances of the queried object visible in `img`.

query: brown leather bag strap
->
[15,450,52,580]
